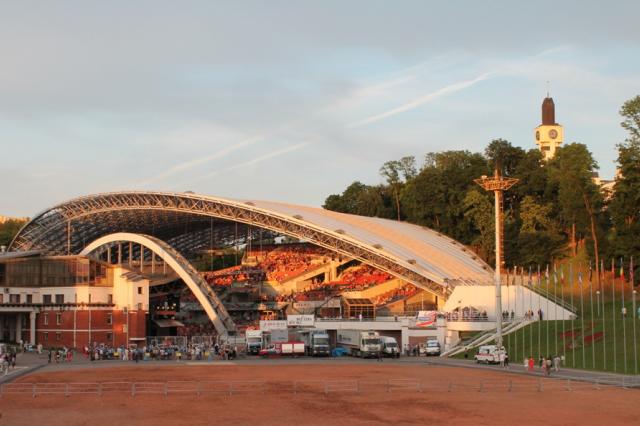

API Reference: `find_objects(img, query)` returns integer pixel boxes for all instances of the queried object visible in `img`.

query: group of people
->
[256,244,328,283]
[526,355,562,375]
[47,347,73,363]
[446,310,488,321]
[0,351,16,375]
[372,284,418,307]
[203,266,266,287]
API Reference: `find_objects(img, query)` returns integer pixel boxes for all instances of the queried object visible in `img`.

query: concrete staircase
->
[442,319,534,357]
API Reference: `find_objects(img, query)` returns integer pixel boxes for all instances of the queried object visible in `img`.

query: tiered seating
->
[249,244,330,283]
[371,283,418,306]
[202,265,266,287]
[339,264,393,290]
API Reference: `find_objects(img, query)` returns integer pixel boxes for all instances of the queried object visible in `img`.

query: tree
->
[380,158,416,221]
[619,95,640,142]
[463,189,495,262]
[0,219,27,248]
[547,143,604,282]
[609,95,640,266]
[519,196,554,233]
[484,139,526,177]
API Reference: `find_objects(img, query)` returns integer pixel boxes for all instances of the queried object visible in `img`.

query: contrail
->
[346,72,494,128]
[140,135,263,187]
[180,141,309,187]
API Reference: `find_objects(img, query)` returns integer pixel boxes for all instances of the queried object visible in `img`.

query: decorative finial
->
[546,80,550,98]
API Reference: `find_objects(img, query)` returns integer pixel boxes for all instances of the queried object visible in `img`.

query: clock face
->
[535,131,540,141]
[549,129,558,139]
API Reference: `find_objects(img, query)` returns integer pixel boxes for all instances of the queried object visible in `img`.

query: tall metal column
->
[475,167,518,348]
[29,311,36,345]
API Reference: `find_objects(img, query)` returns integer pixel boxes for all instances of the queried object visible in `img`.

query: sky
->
[1,1,639,217]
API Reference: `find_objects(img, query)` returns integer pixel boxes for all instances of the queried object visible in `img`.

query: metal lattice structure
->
[80,232,235,335]
[10,191,494,299]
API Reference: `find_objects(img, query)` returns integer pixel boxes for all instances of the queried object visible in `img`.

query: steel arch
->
[80,232,235,335]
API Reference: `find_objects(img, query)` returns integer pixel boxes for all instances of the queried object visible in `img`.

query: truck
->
[296,329,331,356]
[379,336,400,358]
[336,330,381,358]
[246,330,265,355]
[474,345,506,364]
[259,341,305,358]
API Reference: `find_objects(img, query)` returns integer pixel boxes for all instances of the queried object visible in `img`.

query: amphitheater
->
[1,191,571,352]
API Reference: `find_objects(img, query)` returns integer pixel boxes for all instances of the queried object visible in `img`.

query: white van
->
[474,345,505,364]
[425,340,441,356]
[379,336,400,358]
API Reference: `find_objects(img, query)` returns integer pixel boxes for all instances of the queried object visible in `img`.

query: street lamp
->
[596,291,601,317]
[475,166,518,348]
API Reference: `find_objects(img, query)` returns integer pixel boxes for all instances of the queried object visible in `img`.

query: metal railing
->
[2,376,637,398]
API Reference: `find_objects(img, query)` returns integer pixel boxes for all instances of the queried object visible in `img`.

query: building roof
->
[9,191,493,297]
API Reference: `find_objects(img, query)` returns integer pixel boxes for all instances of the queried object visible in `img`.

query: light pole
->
[596,291,600,317]
[475,167,518,348]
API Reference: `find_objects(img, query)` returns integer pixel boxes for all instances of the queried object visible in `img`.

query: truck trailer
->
[336,330,381,358]
[296,329,331,356]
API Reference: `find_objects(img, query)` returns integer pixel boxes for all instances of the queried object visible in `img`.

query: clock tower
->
[534,95,563,160]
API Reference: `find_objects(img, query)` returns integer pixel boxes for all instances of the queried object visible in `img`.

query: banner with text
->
[286,315,315,327]
[259,320,288,331]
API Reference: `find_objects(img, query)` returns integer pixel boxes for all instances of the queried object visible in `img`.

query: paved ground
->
[3,351,638,388]
[2,362,639,425]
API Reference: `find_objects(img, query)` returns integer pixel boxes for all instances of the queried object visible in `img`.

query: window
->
[0,294,3,303]
[43,332,48,341]
[56,332,61,341]
[137,287,142,295]
[106,332,113,341]
[26,294,33,304]
[56,313,62,325]
[43,294,52,304]
[55,294,64,304]
[106,313,113,325]
[137,303,143,311]
[43,313,49,326]
[9,294,20,304]
[107,294,113,304]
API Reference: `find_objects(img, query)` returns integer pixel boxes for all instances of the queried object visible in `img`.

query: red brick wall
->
[36,308,148,349]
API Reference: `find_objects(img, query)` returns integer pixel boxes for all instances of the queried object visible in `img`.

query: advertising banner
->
[415,311,437,328]
[259,320,287,331]
[287,315,315,327]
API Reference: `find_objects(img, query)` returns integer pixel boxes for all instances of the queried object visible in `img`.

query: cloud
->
[139,135,263,187]
[177,141,310,187]
[346,72,494,128]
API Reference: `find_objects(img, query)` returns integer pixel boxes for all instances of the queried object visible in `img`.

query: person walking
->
[545,356,552,376]
[504,353,510,369]
[553,355,560,372]
[528,356,535,372]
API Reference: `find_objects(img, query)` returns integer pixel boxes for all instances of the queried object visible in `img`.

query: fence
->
[2,376,637,398]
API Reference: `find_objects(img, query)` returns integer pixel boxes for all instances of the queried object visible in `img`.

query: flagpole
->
[601,259,606,371]
[531,266,534,360]
[631,257,637,376]
[589,263,595,370]
[522,266,525,363]
[547,265,551,357]
[569,262,574,368]
[507,267,511,355]
[538,265,542,361]
[611,259,617,373]
[621,258,627,374]
[579,264,586,369]
[553,263,557,358]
